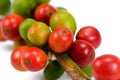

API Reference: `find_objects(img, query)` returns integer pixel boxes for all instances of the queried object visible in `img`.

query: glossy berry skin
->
[68,40,95,67]
[0,19,6,41]
[76,26,101,49]
[34,3,57,25]
[48,27,73,53]
[27,22,51,46]
[21,47,47,71]
[92,54,120,80]
[11,46,29,71]
[0,14,24,41]
[50,10,77,34]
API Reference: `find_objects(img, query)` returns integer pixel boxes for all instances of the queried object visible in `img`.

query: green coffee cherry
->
[0,0,11,15]
[44,60,64,80]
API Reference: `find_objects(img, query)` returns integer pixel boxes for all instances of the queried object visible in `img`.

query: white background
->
[1,0,120,80]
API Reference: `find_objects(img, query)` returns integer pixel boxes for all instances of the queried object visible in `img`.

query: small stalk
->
[55,53,91,80]
[47,51,53,60]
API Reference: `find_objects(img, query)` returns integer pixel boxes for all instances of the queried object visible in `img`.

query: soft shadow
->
[0,41,14,53]
[31,71,46,80]
[3,44,13,51]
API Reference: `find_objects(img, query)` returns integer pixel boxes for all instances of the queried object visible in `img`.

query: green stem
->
[55,53,91,80]
[48,51,53,60]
